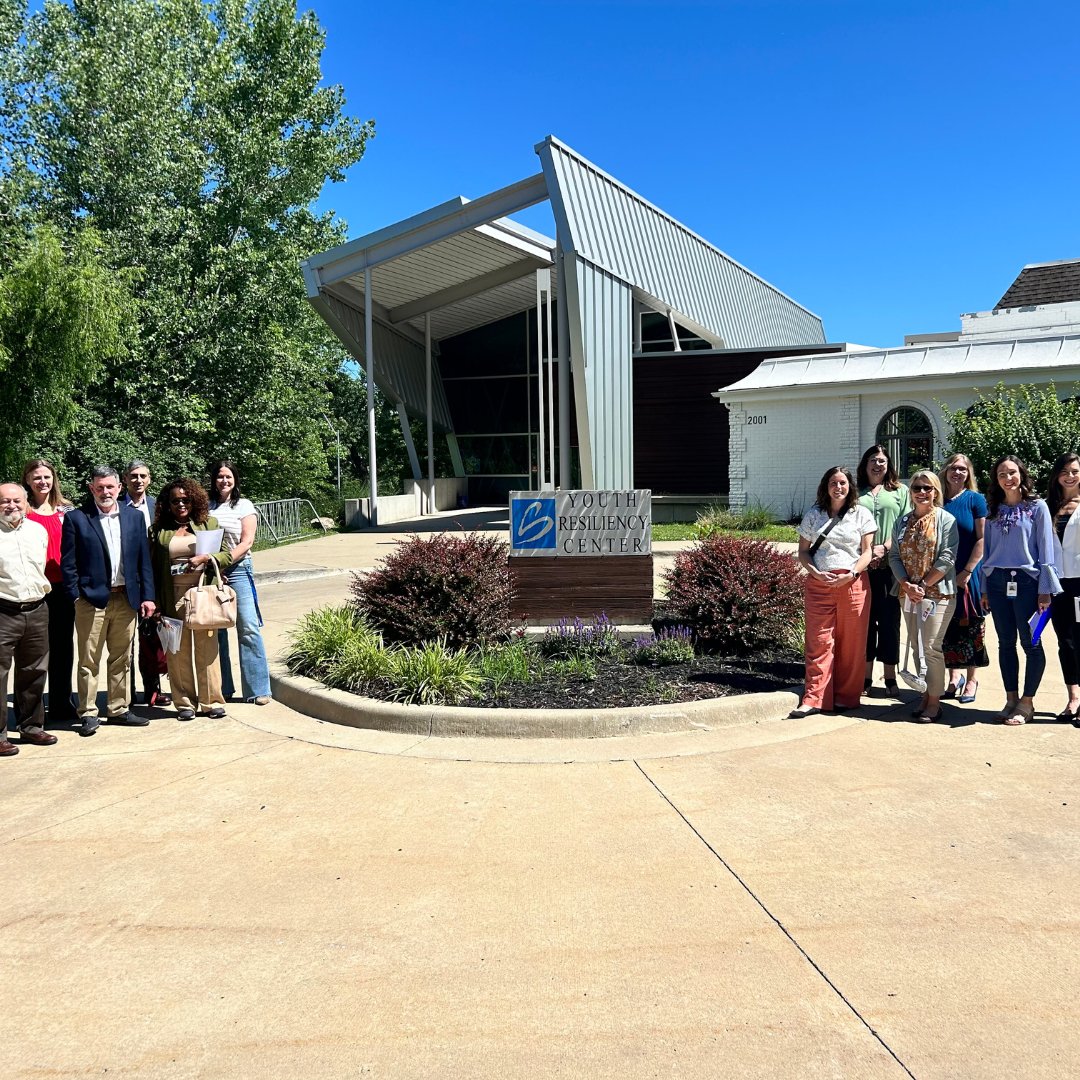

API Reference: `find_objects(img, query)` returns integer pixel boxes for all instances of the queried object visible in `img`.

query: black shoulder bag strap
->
[808,513,843,556]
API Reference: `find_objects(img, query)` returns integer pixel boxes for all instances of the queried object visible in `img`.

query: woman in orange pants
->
[791,466,876,718]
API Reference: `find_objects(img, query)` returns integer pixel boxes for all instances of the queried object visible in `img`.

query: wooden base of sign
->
[508,556,654,623]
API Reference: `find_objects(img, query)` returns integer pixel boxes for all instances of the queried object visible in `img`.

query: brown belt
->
[110,585,126,593]
[0,596,46,615]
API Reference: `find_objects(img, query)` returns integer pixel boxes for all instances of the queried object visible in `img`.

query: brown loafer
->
[0,739,19,756]
[21,730,58,746]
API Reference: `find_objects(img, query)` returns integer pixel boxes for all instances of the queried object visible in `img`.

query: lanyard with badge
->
[1006,570,1017,599]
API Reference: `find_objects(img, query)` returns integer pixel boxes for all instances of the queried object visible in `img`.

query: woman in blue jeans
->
[981,455,1061,725]
[208,460,272,705]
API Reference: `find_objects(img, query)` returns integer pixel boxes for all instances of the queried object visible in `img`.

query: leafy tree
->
[0,223,129,478]
[940,382,1080,490]
[6,0,374,496]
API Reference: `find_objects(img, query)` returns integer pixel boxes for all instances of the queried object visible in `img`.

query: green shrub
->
[285,605,369,680]
[694,501,774,538]
[383,639,485,705]
[351,533,512,649]
[477,638,543,691]
[664,535,803,655]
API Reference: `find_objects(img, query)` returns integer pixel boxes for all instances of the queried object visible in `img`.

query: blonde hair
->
[910,470,944,507]
[938,453,978,494]
[21,458,73,510]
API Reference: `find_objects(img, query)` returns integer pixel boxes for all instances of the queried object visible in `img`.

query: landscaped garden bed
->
[285,531,805,709]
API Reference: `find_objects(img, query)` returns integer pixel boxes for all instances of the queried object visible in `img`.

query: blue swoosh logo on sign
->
[518,500,554,542]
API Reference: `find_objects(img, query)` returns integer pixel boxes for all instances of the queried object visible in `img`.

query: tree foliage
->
[0,223,129,477]
[0,0,394,497]
[940,382,1080,490]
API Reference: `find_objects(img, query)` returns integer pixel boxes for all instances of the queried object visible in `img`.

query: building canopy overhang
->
[301,136,826,495]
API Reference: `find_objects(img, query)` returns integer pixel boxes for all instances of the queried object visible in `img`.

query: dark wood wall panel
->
[509,556,653,622]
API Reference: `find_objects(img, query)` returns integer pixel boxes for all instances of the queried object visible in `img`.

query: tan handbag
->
[176,559,237,630]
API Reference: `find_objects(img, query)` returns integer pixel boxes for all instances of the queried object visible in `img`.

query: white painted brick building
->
[713,260,1080,518]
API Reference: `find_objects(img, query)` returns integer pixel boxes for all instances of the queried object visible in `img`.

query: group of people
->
[793,444,1079,728]
[0,459,272,757]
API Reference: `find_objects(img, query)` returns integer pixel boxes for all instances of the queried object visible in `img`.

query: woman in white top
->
[1047,452,1080,725]
[208,460,271,704]
[791,466,877,718]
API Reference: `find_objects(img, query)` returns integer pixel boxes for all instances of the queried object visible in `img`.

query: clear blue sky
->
[310,0,1079,347]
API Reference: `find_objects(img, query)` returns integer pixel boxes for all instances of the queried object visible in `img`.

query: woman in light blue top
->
[981,455,1062,725]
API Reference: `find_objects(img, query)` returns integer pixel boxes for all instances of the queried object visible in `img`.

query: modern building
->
[714,259,1080,516]
[301,137,827,520]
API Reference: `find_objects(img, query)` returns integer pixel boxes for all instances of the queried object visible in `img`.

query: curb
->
[254,567,361,586]
[269,662,800,739]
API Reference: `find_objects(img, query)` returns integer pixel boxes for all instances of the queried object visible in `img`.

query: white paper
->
[1074,596,1080,624]
[195,529,224,556]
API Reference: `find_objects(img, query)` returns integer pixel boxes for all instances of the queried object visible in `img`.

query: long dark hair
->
[987,455,1036,518]
[152,478,211,532]
[208,459,242,508]
[815,466,858,514]
[856,444,900,491]
[1047,453,1080,517]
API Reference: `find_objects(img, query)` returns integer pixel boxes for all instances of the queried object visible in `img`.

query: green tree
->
[940,382,1080,489]
[0,223,129,478]
[9,0,373,496]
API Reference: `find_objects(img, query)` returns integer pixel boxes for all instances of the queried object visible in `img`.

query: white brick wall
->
[732,373,1065,521]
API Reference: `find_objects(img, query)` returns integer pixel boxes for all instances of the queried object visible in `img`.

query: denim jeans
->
[985,568,1045,697]
[218,556,271,700]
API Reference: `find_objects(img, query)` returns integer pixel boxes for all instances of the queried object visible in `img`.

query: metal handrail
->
[253,498,328,546]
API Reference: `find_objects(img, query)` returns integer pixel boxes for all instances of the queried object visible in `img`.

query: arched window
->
[877,407,933,477]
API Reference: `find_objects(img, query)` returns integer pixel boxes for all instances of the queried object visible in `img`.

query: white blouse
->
[209,497,257,554]
[798,504,877,573]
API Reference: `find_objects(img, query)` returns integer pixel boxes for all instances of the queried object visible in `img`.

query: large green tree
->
[5,0,376,496]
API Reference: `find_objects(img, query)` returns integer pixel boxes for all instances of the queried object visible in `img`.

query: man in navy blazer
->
[61,466,156,735]
[120,459,168,707]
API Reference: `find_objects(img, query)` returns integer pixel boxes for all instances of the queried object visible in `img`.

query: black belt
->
[0,596,46,615]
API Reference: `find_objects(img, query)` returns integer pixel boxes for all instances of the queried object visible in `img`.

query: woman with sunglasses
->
[887,471,959,722]
[856,444,910,697]
[981,455,1061,726]
[1046,453,1080,724]
[938,453,989,704]
[790,466,876,719]
[149,479,232,720]
[21,458,78,724]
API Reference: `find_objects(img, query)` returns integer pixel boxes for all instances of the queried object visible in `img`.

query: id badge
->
[1006,580,1018,598]
[1074,596,1080,623]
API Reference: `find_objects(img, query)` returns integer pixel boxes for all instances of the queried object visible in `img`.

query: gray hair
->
[124,459,150,477]
[90,465,120,482]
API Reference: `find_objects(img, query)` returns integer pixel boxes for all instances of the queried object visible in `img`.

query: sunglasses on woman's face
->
[910,484,933,493]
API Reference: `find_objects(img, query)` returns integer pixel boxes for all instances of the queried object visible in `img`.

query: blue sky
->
[310,0,1079,347]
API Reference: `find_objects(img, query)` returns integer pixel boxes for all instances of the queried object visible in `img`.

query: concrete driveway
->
[5,536,1080,1079]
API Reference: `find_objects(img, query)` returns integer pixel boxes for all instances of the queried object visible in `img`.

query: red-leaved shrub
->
[663,535,802,654]
[351,533,512,649]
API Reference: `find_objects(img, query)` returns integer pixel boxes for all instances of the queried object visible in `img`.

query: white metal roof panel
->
[536,136,825,350]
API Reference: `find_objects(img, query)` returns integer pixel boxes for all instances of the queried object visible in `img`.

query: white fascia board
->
[483,216,556,254]
[534,134,822,323]
[305,174,549,288]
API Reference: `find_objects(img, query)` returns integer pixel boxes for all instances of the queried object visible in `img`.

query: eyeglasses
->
[170,497,190,505]
[911,484,933,493]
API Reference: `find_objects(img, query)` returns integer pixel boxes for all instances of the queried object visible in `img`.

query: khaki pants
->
[75,593,137,718]
[902,595,954,699]
[169,626,224,713]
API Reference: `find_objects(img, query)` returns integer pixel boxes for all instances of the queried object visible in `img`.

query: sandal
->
[883,679,900,697]
[916,708,942,724]
[788,705,822,719]
[958,681,978,704]
[998,700,1020,719]
[1055,705,1080,723]
[1004,704,1033,726]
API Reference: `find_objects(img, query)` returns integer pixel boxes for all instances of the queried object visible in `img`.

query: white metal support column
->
[425,313,434,514]
[556,246,571,489]
[397,403,422,482]
[545,271,555,486]
[364,267,378,525]
[535,269,552,489]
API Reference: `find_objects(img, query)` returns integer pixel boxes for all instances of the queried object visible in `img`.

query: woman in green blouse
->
[857,444,910,696]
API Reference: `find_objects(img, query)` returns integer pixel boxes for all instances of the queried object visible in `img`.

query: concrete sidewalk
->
[6,536,1080,1078]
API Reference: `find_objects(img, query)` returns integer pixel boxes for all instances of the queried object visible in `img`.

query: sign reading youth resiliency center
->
[509,490,652,557]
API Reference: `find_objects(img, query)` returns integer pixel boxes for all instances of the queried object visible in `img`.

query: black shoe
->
[80,715,100,737]
[177,709,196,721]
[109,711,149,727]
[206,708,226,719]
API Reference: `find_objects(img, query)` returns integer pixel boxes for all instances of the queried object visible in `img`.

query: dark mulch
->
[459,647,803,710]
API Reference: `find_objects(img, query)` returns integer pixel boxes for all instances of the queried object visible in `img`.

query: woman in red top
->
[22,458,78,725]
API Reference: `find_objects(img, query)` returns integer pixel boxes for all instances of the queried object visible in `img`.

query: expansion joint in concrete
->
[633,759,919,1080]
